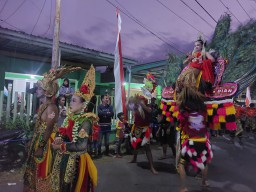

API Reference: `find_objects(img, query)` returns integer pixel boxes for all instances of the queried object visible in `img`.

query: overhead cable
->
[218,0,242,24]
[106,0,186,54]
[114,0,186,54]
[155,0,209,39]
[0,0,8,16]
[194,0,217,23]
[31,0,47,34]
[236,0,251,19]
[0,19,23,31]
[179,0,214,29]
[41,0,53,36]
[0,0,27,22]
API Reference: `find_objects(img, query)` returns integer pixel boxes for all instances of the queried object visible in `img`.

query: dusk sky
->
[0,0,255,63]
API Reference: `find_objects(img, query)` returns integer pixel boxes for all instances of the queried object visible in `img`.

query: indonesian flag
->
[114,9,126,117]
[245,87,251,107]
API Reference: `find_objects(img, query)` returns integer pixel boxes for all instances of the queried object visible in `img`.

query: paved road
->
[95,134,256,192]
[1,134,256,192]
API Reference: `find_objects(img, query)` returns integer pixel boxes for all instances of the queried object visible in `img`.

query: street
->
[0,134,256,192]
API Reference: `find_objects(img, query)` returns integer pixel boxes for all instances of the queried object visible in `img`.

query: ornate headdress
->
[37,66,81,97]
[193,33,206,58]
[141,72,157,98]
[74,65,95,102]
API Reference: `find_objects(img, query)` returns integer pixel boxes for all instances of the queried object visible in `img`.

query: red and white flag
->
[245,87,251,107]
[114,9,126,117]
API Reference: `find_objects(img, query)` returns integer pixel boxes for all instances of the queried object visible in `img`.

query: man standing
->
[97,94,114,156]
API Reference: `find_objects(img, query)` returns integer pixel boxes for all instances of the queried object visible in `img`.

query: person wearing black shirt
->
[97,94,114,156]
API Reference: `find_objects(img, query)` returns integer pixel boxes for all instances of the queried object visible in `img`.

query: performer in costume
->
[176,35,215,97]
[51,65,97,192]
[23,66,80,192]
[127,95,158,175]
[177,88,213,192]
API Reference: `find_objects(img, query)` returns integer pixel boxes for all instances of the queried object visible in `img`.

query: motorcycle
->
[0,129,28,171]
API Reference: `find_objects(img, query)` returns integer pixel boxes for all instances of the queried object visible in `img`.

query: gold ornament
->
[37,66,81,97]
[74,65,95,102]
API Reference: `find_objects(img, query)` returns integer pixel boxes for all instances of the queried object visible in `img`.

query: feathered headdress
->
[37,66,81,97]
[74,65,95,102]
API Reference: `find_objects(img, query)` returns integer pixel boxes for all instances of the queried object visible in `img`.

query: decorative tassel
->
[217,108,226,116]
[212,103,218,109]
[223,102,233,107]
[169,106,175,112]
[207,109,213,116]
[219,115,226,123]
[173,111,179,118]
[213,116,219,123]
[226,122,237,131]
[225,106,236,115]
[206,104,212,109]
[225,115,236,122]
[174,106,179,111]
[213,123,221,130]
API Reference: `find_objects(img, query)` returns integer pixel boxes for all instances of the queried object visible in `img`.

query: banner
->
[114,9,126,117]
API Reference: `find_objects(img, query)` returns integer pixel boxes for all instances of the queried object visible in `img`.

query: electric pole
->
[51,0,61,69]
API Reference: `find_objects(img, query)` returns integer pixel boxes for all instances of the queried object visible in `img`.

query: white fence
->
[0,91,120,127]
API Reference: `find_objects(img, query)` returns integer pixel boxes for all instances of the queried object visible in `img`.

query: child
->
[114,112,125,158]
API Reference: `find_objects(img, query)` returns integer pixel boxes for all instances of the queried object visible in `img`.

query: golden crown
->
[37,66,81,97]
[74,65,95,102]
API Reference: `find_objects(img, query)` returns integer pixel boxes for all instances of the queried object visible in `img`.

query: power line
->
[155,0,209,39]
[194,0,217,23]
[236,0,251,19]
[0,0,8,16]
[31,0,46,34]
[1,0,27,22]
[179,0,214,29]
[41,0,53,36]
[115,0,184,53]
[106,0,186,54]
[247,0,256,15]
[218,0,242,24]
[0,19,23,31]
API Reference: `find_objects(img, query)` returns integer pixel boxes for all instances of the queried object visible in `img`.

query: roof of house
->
[0,27,167,82]
[0,27,137,69]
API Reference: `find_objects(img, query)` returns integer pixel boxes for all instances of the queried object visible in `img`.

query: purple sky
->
[0,0,255,63]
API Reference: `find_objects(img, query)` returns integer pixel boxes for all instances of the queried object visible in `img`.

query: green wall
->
[0,55,101,90]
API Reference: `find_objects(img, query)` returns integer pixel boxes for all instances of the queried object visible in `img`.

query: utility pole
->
[51,0,61,69]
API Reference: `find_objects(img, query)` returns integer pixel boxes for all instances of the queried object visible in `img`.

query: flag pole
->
[114,9,127,118]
